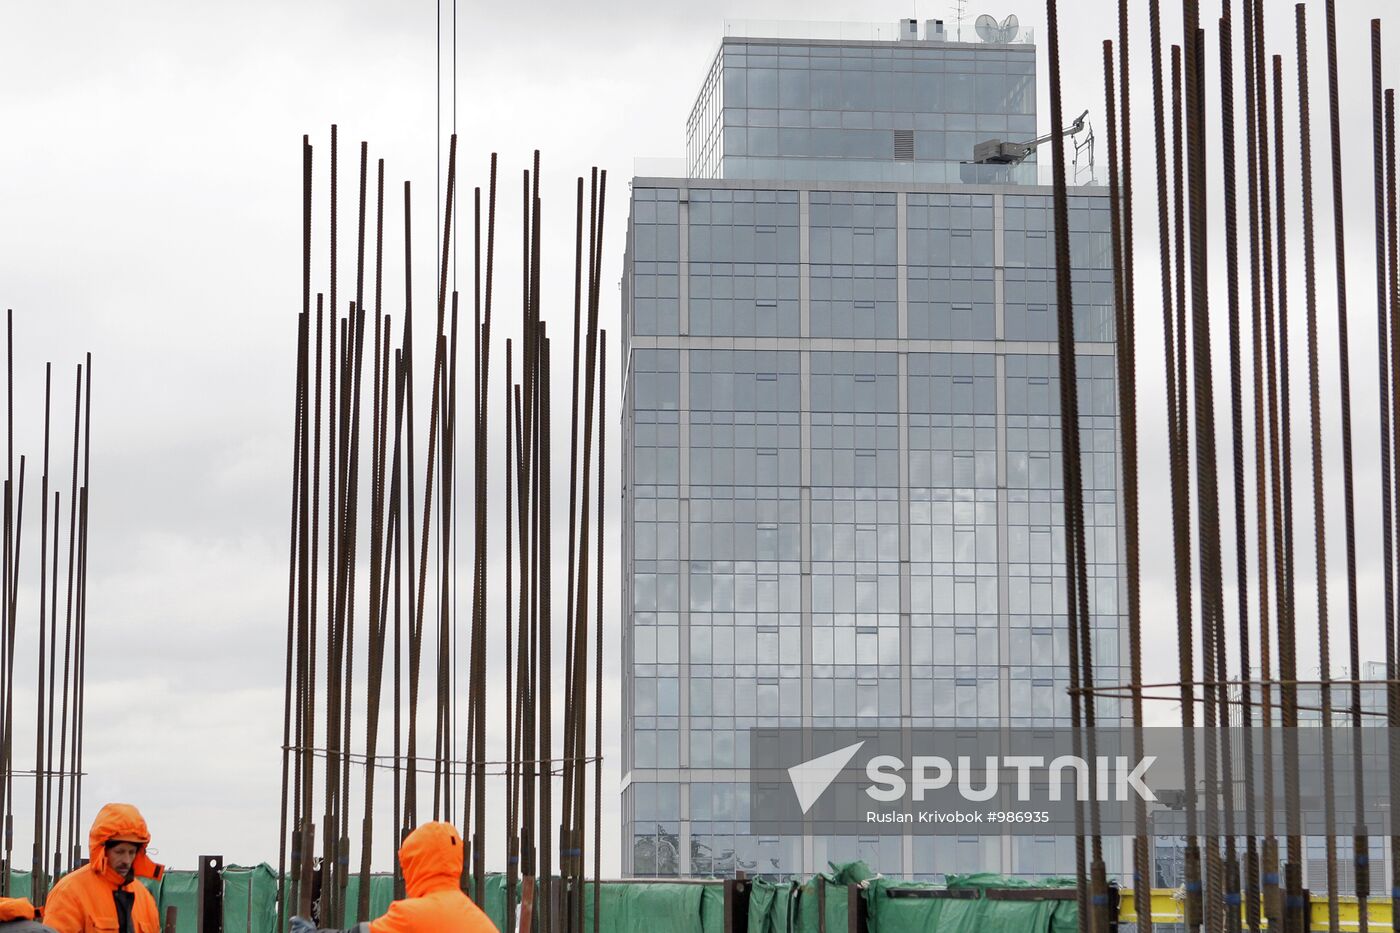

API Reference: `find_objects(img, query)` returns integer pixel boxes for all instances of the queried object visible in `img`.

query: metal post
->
[845,883,866,933]
[197,854,224,933]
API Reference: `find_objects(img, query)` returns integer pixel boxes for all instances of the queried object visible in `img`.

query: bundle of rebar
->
[0,311,95,904]
[276,129,608,933]
[1050,1,1400,931]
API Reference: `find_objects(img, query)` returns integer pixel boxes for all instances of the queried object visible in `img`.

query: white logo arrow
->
[788,741,866,814]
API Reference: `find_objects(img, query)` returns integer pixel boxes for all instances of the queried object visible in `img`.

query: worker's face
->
[106,842,140,879]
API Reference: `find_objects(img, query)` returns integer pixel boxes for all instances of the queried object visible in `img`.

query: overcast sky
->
[1,0,1398,879]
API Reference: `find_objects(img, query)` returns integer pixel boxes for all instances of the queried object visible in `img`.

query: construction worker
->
[43,803,163,933]
[0,897,58,932]
[291,821,495,933]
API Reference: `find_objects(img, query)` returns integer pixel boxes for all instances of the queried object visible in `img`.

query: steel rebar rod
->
[284,131,314,929]
[1294,11,1342,929]
[30,363,50,903]
[338,303,368,922]
[1145,24,1196,919]
[1249,17,1286,922]
[326,131,340,911]
[408,131,456,837]
[504,341,516,933]
[278,312,309,932]
[537,330,552,933]
[1366,52,1394,913]
[1,311,13,895]
[68,351,91,869]
[472,154,497,906]
[1239,3,1270,926]
[1319,4,1369,926]
[1215,16,1244,931]
[1112,0,1150,922]
[570,171,604,932]
[509,379,527,933]
[1165,37,1204,930]
[1181,12,1227,928]
[397,176,416,883]
[592,334,607,933]
[3,456,26,889]
[355,156,388,921]
[462,185,482,896]
[360,317,402,923]
[1270,48,1307,932]
[1045,2,1090,928]
[52,364,81,874]
[1385,83,1400,933]
[1357,16,1386,929]
[435,292,459,821]
[563,178,585,846]
[298,291,323,919]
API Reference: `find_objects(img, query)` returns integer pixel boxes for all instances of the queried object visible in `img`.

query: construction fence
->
[6,860,1081,932]
[7,860,1391,931]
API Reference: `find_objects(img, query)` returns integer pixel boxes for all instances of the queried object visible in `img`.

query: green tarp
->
[583,881,706,933]
[474,876,727,933]
[582,881,726,933]
[698,882,726,932]
[865,871,1081,933]
[11,862,1085,932]
[335,871,396,928]
[481,871,512,930]
[143,869,197,928]
[5,870,33,901]
[735,861,1082,933]
[747,878,794,933]
[790,860,878,933]
[221,865,281,933]
[864,877,948,931]
[137,864,281,933]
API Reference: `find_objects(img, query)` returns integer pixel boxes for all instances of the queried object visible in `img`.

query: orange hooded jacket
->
[0,897,57,933]
[0,898,36,922]
[367,822,496,933]
[43,803,163,933]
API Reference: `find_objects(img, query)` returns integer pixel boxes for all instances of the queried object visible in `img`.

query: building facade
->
[622,21,1125,880]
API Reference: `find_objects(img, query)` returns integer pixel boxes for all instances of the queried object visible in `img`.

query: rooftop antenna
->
[1071,120,1096,185]
[950,0,968,41]
[974,12,1020,43]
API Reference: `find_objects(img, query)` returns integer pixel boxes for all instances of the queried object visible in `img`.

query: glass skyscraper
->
[622,21,1124,880]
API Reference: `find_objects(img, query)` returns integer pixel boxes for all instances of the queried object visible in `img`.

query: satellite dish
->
[975,12,1020,42]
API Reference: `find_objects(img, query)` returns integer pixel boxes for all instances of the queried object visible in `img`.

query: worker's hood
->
[88,803,163,885]
[0,897,35,921]
[398,821,464,899]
